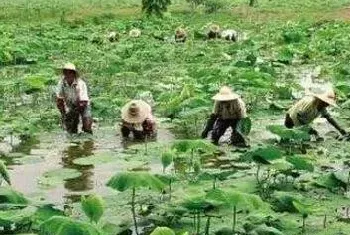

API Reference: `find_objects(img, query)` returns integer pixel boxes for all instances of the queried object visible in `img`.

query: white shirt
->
[56,78,89,106]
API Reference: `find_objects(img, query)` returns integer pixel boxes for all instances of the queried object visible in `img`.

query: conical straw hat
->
[212,86,239,101]
[62,63,77,72]
[312,89,337,107]
[121,100,152,123]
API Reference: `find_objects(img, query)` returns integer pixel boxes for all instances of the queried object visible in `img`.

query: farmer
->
[201,86,248,146]
[285,88,347,140]
[121,100,156,140]
[221,29,238,42]
[175,27,187,43]
[207,24,221,39]
[56,63,93,134]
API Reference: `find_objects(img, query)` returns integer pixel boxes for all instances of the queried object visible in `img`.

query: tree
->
[142,0,172,17]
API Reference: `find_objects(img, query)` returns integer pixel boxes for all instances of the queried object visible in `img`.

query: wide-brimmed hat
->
[121,100,152,123]
[209,24,220,33]
[212,86,239,101]
[62,63,77,72]
[309,88,337,107]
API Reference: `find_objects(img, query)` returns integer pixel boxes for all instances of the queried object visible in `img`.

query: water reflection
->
[62,140,95,192]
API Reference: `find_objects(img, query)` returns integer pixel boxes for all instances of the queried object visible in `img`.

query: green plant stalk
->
[193,212,197,232]
[232,206,237,232]
[323,214,327,229]
[213,176,217,189]
[256,164,261,185]
[196,211,201,234]
[191,149,194,172]
[169,178,172,201]
[205,216,211,235]
[131,187,139,235]
[302,215,306,233]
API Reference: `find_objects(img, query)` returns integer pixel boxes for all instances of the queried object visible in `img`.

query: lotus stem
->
[196,211,201,234]
[256,164,261,184]
[232,206,237,232]
[131,187,139,235]
[323,214,327,229]
[205,216,211,235]
[302,215,306,233]
[169,178,172,201]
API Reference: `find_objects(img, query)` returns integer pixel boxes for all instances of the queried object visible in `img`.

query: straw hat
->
[129,29,141,38]
[310,88,337,107]
[209,24,220,33]
[62,63,77,72]
[121,100,152,123]
[212,86,239,101]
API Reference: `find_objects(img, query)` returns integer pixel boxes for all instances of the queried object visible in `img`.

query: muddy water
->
[4,126,175,205]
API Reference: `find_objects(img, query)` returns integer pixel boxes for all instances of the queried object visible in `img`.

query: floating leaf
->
[81,194,105,223]
[334,170,350,185]
[39,216,104,235]
[249,224,285,235]
[0,206,37,230]
[73,152,120,166]
[315,173,346,190]
[172,139,217,153]
[38,168,82,188]
[150,227,176,235]
[106,172,165,192]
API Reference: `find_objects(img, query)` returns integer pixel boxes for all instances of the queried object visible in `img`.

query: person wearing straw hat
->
[121,100,156,140]
[207,24,221,39]
[285,87,347,140]
[175,27,187,43]
[201,86,248,146]
[56,63,93,134]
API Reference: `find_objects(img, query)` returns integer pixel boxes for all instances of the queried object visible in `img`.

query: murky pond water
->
[2,125,175,205]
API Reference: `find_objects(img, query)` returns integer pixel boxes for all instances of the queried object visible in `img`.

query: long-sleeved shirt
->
[213,98,247,120]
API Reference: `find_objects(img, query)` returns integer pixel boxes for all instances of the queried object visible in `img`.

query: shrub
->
[204,0,226,13]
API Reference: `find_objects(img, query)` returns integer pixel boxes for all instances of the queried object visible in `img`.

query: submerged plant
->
[106,172,165,235]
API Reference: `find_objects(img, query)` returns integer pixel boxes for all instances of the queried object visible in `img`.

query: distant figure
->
[221,29,238,42]
[56,63,93,134]
[121,100,156,140]
[207,24,221,39]
[202,86,248,146]
[285,87,347,140]
[129,29,141,38]
[175,27,187,43]
[107,31,119,42]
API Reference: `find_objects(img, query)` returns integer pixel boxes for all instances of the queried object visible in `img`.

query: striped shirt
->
[287,96,329,126]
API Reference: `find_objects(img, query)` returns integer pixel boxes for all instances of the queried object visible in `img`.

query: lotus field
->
[2,0,350,234]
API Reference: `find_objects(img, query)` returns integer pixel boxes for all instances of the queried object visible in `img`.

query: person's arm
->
[56,80,66,115]
[322,109,347,135]
[77,80,89,112]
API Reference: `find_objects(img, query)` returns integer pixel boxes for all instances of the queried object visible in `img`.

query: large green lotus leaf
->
[0,160,11,185]
[0,186,29,205]
[314,173,346,190]
[38,168,82,188]
[292,200,313,217]
[267,125,310,141]
[81,194,105,223]
[39,216,104,235]
[236,117,252,136]
[32,204,64,229]
[286,155,314,172]
[150,227,176,235]
[271,192,302,213]
[182,194,215,211]
[171,139,217,153]
[243,146,282,164]
[249,224,285,235]
[333,170,350,184]
[73,152,121,166]
[106,172,165,192]
[0,206,37,229]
